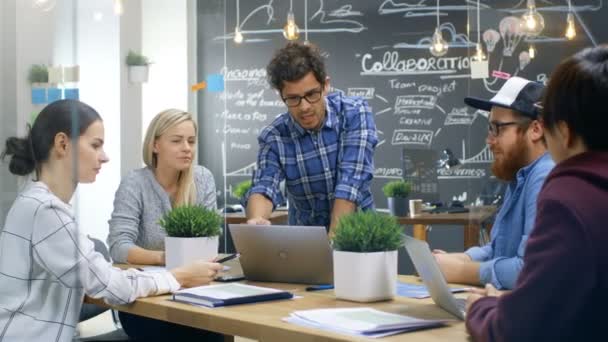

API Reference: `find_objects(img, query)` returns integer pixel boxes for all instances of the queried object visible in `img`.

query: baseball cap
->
[464,77,544,119]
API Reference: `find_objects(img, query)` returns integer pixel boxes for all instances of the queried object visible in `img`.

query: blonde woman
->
[107,109,221,340]
[107,109,217,265]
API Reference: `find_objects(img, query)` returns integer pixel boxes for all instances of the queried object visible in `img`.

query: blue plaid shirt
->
[246,92,378,227]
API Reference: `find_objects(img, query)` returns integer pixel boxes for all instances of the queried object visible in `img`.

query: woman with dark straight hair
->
[0,99,222,342]
[465,46,608,341]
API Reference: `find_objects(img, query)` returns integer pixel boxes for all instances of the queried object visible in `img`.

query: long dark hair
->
[542,45,608,150]
[1,99,102,176]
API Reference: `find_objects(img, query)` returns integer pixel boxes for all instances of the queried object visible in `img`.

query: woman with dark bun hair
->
[0,100,222,342]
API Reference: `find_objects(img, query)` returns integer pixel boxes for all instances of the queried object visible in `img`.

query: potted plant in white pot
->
[159,205,222,269]
[125,50,151,83]
[332,211,403,302]
[383,180,412,217]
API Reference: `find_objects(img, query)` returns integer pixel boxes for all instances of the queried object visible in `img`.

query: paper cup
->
[409,199,423,218]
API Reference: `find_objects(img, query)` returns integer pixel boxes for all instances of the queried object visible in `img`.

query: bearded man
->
[433,77,554,290]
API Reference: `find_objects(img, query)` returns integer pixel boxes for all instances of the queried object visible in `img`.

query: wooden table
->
[223,210,289,225]
[397,206,497,250]
[107,270,469,342]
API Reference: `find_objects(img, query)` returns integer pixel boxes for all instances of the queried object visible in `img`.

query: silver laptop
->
[403,235,466,320]
[229,224,333,285]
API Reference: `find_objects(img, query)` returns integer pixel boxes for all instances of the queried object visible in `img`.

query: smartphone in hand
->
[215,253,240,264]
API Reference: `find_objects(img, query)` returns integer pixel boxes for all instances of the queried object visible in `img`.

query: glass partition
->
[1,0,606,275]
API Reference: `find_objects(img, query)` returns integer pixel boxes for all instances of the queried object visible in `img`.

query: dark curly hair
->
[266,42,327,92]
[542,45,608,150]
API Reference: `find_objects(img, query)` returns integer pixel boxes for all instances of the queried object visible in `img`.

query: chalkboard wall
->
[197,0,606,210]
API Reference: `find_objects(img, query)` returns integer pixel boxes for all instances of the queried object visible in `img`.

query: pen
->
[215,253,240,264]
[305,284,334,291]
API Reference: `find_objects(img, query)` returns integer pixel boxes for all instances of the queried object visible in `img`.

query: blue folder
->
[172,284,293,308]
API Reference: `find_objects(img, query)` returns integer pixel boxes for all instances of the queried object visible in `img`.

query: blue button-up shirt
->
[466,152,554,289]
[246,92,378,227]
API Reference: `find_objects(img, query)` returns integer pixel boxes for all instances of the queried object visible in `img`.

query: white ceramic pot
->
[333,250,398,302]
[128,65,149,83]
[164,236,219,269]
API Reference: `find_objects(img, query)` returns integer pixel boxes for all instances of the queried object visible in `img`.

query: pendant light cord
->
[436,0,440,27]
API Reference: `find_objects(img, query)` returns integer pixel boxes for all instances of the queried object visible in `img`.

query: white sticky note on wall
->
[470,60,489,79]
[64,65,80,82]
[48,66,64,83]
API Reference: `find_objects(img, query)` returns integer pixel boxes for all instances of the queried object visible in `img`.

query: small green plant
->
[28,64,49,83]
[332,211,403,253]
[159,205,222,238]
[125,50,151,66]
[382,180,412,198]
[233,180,252,199]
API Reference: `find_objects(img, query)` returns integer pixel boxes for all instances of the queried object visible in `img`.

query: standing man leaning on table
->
[244,42,378,235]
[433,77,554,290]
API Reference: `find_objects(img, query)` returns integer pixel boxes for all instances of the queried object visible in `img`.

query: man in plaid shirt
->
[244,42,378,235]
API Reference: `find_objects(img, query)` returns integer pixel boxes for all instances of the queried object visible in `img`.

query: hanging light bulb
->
[565,12,576,40]
[528,44,536,59]
[473,43,486,61]
[113,0,124,16]
[429,0,448,57]
[471,0,485,61]
[234,27,244,44]
[564,1,576,40]
[430,28,448,56]
[521,0,544,37]
[283,12,300,40]
[234,0,243,44]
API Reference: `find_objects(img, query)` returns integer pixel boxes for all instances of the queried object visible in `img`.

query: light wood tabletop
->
[107,261,471,342]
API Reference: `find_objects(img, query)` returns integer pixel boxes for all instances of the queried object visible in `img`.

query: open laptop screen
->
[403,235,466,320]
[229,224,333,285]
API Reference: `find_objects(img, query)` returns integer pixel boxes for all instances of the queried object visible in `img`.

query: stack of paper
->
[284,308,449,338]
[173,283,293,308]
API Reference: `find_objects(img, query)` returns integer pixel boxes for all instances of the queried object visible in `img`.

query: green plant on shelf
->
[28,64,49,84]
[382,180,412,198]
[125,50,151,66]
